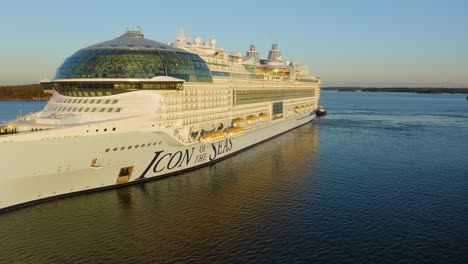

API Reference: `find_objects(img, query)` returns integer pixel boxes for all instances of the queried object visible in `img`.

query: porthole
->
[112,127,116,131]
[105,148,110,152]
[153,142,157,146]
[141,144,146,147]
[135,145,139,148]
[104,128,107,132]
[113,147,118,151]
[96,129,99,132]
[121,147,125,150]
[128,146,133,149]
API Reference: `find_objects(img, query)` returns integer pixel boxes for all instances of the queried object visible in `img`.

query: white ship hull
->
[1,29,322,212]
[0,112,314,211]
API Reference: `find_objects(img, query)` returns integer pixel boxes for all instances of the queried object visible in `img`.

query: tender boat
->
[316,105,327,116]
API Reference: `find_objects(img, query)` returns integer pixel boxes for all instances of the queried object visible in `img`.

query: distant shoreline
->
[0,99,49,101]
[0,84,52,101]
[323,87,468,94]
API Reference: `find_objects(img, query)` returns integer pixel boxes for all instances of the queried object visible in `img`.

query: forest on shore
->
[323,87,468,94]
[0,84,52,100]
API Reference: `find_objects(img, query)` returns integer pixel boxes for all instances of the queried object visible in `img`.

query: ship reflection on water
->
[0,123,320,263]
[114,122,320,212]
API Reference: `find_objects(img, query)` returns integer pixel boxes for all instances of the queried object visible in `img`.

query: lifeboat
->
[232,118,246,127]
[226,127,244,137]
[294,106,304,113]
[200,130,226,143]
[246,115,259,123]
[259,113,269,120]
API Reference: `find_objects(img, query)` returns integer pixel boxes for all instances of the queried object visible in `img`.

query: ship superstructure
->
[0,29,320,211]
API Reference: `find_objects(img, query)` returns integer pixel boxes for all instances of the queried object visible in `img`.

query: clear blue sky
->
[1,0,467,87]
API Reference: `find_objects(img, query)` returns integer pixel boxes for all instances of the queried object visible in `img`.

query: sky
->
[0,0,467,87]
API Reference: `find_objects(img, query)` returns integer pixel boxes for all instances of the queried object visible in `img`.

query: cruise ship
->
[0,29,321,212]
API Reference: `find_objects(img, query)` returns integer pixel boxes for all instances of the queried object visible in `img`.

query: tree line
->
[323,87,468,94]
[0,84,52,100]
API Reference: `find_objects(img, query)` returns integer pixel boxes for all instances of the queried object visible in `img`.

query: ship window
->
[105,148,110,152]
[113,148,118,151]
[72,99,77,103]
[90,92,96,96]
[83,92,89,97]
[72,107,77,112]
[128,146,132,149]
[97,92,103,96]
[91,108,97,112]
[85,108,90,112]
[90,99,95,104]
[112,127,116,131]
[97,100,102,104]
[77,99,82,104]
[272,102,283,115]
[135,145,139,148]
[100,108,106,112]
[83,99,88,104]
[115,108,121,112]
[105,100,110,104]
[67,107,72,111]
[112,100,118,104]
[107,108,113,112]
[141,144,146,147]
[78,92,83,97]
[79,107,83,112]
[121,147,125,150]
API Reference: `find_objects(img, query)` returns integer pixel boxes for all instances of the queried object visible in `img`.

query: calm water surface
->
[0,92,467,263]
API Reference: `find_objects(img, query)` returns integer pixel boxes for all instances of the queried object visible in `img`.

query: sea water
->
[0,92,467,263]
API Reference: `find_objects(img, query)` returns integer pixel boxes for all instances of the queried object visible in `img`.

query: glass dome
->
[54,30,212,82]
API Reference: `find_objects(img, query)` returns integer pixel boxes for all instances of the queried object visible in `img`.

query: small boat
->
[294,106,304,113]
[259,113,269,120]
[316,105,327,116]
[226,127,244,137]
[200,130,226,143]
[232,118,246,127]
[246,115,259,123]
